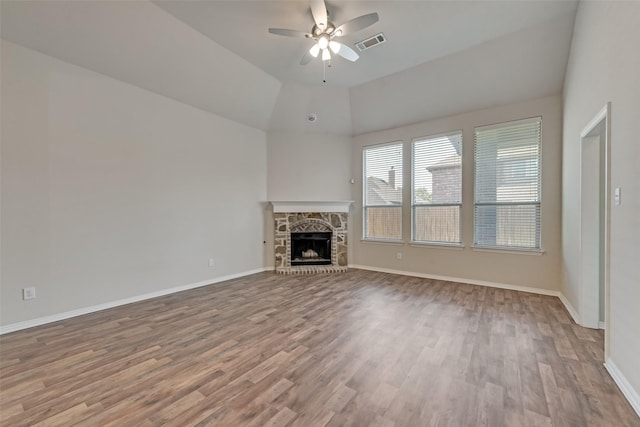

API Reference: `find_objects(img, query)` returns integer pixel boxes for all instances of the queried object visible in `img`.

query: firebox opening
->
[291,232,332,266]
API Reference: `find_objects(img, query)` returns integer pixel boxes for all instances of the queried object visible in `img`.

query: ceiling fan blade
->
[333,12,379,37]
[300,50,315,65]
[310,0,328,31]
[335,43,359,62]
[269,28,312,38]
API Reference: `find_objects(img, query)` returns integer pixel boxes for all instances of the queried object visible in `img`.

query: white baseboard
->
[598,321,606,330]
[605,358,640,418]
[348,264,561,297]
[557,292,581,325]
[0,268,269,335]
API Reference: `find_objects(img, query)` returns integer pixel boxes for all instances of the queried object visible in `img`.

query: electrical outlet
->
[396,252,403,260]
[208,258,215,267]
[23,287,36,300]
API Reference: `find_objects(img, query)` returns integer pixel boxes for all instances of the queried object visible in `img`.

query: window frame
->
[473,116,543,251]
[410,130,463,246]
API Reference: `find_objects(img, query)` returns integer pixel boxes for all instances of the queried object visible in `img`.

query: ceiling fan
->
[268,0,379,65]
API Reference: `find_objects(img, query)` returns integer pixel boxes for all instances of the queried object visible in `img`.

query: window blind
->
[412,131,462,243]
[363,142,403,240]
[474,117,541,249]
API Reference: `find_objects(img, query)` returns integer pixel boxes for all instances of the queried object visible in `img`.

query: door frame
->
[579,102,611,358]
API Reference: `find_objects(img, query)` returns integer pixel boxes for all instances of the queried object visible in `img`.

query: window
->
[412,131,462,244]
[474,117,541,249]
[363,142,403,240]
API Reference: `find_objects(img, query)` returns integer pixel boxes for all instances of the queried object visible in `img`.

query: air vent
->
[355,33,386,52]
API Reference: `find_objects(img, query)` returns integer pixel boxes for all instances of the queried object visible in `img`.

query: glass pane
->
[475,118,541,204]
[475,204,540,249]
[364,143,403,206]
[365,206,402,240]
[413,205,460,243]
[413,133,461,205]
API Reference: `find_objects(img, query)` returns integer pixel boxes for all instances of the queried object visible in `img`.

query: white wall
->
[1,40,268,327]
[351,96,563,292]
[562,1,640,403]
[267,132,353,202]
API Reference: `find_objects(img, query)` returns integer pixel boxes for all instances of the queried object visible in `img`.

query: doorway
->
[579,103,610,356]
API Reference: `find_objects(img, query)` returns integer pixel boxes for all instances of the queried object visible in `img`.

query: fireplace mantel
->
[270,201,353,213]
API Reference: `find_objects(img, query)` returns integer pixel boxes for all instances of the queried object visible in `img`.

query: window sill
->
[471,246,545,256]
[361,238,405,246]
[410,242,465,251]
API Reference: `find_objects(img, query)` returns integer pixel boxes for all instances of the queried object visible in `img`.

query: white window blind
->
[363,142,403,240]
[474,117,541,249]
[412,131,462,244]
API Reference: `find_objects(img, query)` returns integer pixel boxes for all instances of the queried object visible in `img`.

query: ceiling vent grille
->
[355,33,386,52]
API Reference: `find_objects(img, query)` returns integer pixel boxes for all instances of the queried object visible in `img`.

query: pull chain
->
[323,59,326,83]
[322,58,331,83]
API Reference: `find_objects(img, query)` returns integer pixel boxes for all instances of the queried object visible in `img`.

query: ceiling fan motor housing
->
[312,22,335,37]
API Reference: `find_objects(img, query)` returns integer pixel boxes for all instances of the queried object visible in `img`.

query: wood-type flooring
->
[1,270,639,426]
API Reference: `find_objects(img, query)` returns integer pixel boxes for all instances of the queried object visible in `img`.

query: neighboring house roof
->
[426,155,462,172]
[367,176,402,205]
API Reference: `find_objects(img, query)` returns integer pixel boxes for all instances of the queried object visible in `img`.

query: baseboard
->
[348,264,560,297]
[557,292,581,325]
[598,321,606,330]
[605,358,640,418]
[0,268,270,335]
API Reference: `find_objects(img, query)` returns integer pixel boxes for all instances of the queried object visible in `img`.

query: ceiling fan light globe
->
[309,44,321,57]
[318,36,329,50]
[329,41,341,54]
[322,48,331,61]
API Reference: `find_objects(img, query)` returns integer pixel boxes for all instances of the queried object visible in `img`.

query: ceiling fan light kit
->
[309,44,321,58]
[268,0,379,80]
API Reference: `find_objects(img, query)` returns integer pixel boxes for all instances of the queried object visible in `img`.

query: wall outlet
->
[208,258,215,267]
[396,252,403,260]
[23,287,36,300]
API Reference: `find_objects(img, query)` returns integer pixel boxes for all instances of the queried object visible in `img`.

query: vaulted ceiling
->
[1,0,578,135]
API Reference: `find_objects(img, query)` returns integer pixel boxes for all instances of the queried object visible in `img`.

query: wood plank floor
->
[1,270,638,426]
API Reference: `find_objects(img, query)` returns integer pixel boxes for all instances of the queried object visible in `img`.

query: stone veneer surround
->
[274,212,348,274]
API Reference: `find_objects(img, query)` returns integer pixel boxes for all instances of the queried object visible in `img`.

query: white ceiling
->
[154,0,578,88]
[1,0,579,133]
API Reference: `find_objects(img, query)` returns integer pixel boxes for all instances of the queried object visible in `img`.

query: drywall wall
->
[351,96,562,291]
[267,132,353,202]
[562,0,640,405]
[1,40,268,327]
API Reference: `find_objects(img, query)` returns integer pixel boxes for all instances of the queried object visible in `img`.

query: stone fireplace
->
[271,202,351,274]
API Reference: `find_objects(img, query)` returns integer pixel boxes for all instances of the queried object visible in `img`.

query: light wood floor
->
[1,270,638,426]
